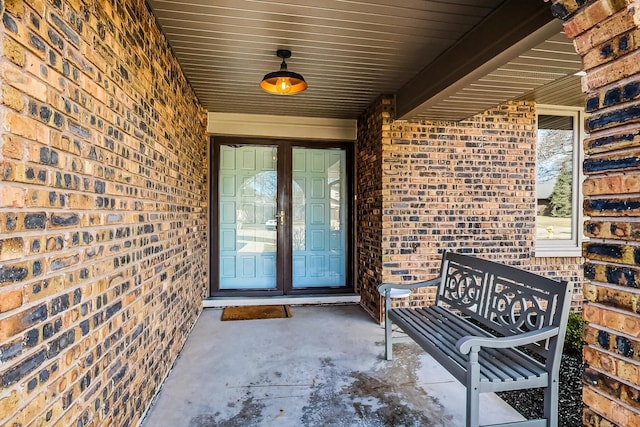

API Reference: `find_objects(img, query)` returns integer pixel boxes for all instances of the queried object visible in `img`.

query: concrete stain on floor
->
[143,306,521,427]
[193,344,451,427]
[300,345,451,427]
[189,396,265,427]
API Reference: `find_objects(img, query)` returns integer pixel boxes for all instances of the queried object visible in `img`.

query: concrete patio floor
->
[141,304,525,427]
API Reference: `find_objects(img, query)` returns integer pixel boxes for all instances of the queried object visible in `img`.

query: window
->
[535,105,585,257]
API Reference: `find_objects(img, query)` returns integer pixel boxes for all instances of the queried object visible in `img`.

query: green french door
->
[210,138,353,296]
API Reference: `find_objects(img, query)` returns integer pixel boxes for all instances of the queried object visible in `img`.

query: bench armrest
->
[377,278,441,296]
[456,326,559,355]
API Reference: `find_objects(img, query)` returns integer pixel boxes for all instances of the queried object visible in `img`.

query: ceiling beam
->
[395,0,561,120]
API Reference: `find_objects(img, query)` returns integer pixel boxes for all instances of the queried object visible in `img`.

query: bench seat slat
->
[429,306,547,380]
[485,347,545,381]
[430,305,547,375]
[424,307,547,384]
[390,308,468,383]
[391,307,547,386]
[393,309,469,366]
[410,308,517,383]
[418,306,544,381]
[410,309,524,381]
[407,307,546,383]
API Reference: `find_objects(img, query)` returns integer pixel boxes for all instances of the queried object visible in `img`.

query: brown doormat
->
[221,305,292,321]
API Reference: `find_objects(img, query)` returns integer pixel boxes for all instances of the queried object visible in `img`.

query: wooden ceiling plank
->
[507,57,581,69]
[157,19,459,51]
[174,49,409,71]
[153,0,501,23]
[163,33,447,60]
[152,8,469,41]
[496,63,577,75]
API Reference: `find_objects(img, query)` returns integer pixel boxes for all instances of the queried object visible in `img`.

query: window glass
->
[536,115,574,241]
[535,107,584,257]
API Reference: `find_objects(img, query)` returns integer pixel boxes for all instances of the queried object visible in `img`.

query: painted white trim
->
[207,112,357,141]
[535,104,586,257]
[202,295,360,308]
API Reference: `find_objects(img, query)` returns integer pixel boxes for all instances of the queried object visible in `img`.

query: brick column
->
[551,0,640,425]
[356,96,394,320]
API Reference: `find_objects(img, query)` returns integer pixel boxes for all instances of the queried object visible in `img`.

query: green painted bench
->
[378,251,572,427]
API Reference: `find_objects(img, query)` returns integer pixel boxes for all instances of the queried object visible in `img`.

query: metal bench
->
[378,252,572,427]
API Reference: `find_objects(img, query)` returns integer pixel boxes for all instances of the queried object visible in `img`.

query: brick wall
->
[0,0,208,425]
[356,96,390,320]
[551,0,640,425]
[357,97,584,321]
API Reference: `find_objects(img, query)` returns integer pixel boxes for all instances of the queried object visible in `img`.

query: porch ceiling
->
[147,0,584,121]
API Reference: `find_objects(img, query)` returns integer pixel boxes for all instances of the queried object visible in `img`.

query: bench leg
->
[384,314,393,361]
[543,379,559,427]
[383,293,393,361]
[466,350,480,427]
[466,386,480,427]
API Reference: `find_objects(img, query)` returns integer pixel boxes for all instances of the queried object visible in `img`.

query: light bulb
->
[276,77,292,94]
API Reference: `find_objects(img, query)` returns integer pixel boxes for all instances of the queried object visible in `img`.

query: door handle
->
[274,210,285,225]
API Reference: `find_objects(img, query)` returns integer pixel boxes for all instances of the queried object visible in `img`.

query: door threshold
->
[202,294,360,308]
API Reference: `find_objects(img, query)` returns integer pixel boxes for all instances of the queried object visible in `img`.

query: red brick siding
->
[551,0,640,425]
[358,98,584,320]
[356,96,391,320]
[0,0,207,425]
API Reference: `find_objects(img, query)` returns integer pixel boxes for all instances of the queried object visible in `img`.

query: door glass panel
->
[292,148,346,288]
[219,145,277,289]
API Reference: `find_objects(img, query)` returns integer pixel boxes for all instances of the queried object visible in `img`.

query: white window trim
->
[535,105,586,258]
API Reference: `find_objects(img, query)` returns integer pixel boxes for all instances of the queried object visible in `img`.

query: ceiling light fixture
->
[260,49,307,95]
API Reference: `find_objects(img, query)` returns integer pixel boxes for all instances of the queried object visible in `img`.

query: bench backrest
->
[436,251,572,361]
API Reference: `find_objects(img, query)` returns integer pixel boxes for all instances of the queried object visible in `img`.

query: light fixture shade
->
[260,50,308,95]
